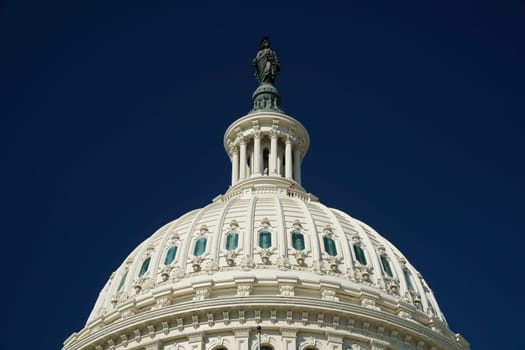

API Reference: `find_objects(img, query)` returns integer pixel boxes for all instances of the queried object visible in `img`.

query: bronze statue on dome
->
[253,36,280,85]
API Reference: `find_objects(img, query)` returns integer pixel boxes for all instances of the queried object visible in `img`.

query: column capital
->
[229,144,239,155]
[237,135,247,145]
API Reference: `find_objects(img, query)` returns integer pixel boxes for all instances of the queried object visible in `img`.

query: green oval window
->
[164,246,178,265]
[323,236,337,256]
[353,244,367,265]
[380,255,393,277]
[117,271,128,291]
[291,231,305,250]
[403,267,414,290]
[138,257,150,277]
[194,237,207,256]
[226,232,239,251]
[259,231,272,249]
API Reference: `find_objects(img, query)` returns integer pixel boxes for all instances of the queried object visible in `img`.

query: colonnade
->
[231,130,303,186]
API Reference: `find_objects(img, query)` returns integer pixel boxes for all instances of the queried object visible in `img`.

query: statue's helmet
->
[259,36,270,50]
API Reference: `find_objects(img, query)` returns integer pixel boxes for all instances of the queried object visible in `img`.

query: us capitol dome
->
[63,38,469,350]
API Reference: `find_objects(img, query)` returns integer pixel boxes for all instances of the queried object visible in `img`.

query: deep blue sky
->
[2,1,524,349]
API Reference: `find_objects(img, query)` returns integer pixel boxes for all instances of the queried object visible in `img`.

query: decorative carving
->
[280,284,295,296]
[225,250,238,266]
[133,329,142,342]
[270,310,277,323]
[176,318,184,331]
[223,311,230,325]
[239,310,246,324]
[426,305,436,318]
[160,265,171,282]
[356,264,373,282]
[259,249,272,264]
[260,217,271,227]
[398,310,412,320]
[107,339,115,350]
[321,288,338,301]
[286,310,293,324]
[317,313,324,327]
[207,313,214,327]
[385,277,400,294]
[121,308,133,319]
[191,256,203,272]
[120,334,128,347]
[361,297,380,310]
[323,224,334,235]
[162,321,169,334]
[133,278,144,294]
[348,317,355,330]
[295,250,306,266]
[147,325,155,337]
[363,322,370,334]
[404,335,412,345]
[328,256,341,272]
[236,284,252,297]
[192,315,199,328]
[193,287,210,301]
[333,315,339,327]
[255,310,261,323]
[302,311,308,325]
[153,295,171,309]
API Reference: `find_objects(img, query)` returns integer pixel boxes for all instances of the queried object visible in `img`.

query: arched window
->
[261,346,273,350]
[353,244,367,265]
[291,231,305,250]
[226,231,239,251]
[194,237,207,256]
[380,255,393,277]
[403,267,414,290]
[138,257,150,277]
[164,245,178,265]
[259,230,272,249]
[117,271,128,291]
[323,236,337,256]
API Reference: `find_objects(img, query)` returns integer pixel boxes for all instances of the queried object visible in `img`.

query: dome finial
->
[251,37,282,112]
[253,36,280,85]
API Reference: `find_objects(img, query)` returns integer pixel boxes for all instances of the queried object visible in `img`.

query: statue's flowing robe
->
[255,48,279,83]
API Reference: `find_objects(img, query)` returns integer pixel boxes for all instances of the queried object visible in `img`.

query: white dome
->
[63,46,469,350]
[88,188,445,327]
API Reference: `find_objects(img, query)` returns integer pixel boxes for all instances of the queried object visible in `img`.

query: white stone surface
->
[63,108,469,350]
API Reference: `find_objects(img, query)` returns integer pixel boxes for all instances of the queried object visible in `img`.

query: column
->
[239,138,247,180]
[293,146,301,184]
[270,132,278,174]
[285,137,292,179]
[231,146,239,186]
[253,132,261,175]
